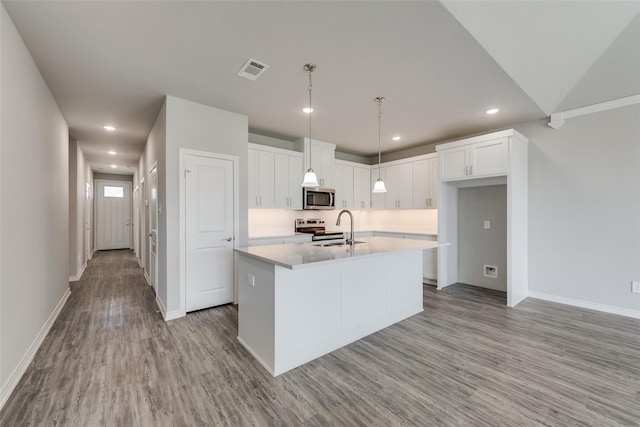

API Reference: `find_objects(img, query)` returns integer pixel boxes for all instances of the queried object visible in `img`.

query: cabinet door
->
[423,249,438,281]
[257,150,275,208]
[288,155,303,209]
[353,166,371,210]
[397,162,413,209]
[469,138,508,177]
[342,165,354,209]
[439,147,467,181]
[428,157,438,208]
[333,163,346,208]
[274,153,290,208]
[413,159,429,208]
[370,166,386,209]
[384,165,399,209]
[311,143,335,188]
[248,149,260,208]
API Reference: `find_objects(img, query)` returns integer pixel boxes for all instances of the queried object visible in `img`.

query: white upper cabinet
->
[384,162,413,209]
[296,138,336,188]
[333,162,354,209]
[352,165,371,210]
[412,154,438,209]
[274,152,303,209]
[438,135,509,181]
[334,160,371,210]
[248,148,275,208]
[249,143,302,209]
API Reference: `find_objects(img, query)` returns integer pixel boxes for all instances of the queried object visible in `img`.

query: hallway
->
[1,251,639,426]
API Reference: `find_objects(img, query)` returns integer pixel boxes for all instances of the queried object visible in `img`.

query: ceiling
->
[3,1,639,174]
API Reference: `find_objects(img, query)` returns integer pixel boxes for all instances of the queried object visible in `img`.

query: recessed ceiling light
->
[302,107,314,113]
[485,108,499,115]
[110,164,118,168]
[108,150,117,155]
[103,125,116,131]
[392,136,401,141]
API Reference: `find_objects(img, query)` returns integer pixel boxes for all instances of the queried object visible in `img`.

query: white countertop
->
[235,236,447,270]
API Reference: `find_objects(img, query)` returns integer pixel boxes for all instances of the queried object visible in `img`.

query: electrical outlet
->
[632,281,640,293]
[247,274,255,287]
[484,220,491,230]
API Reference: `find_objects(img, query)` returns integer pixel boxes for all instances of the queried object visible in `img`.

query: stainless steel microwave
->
[303,187,335,210]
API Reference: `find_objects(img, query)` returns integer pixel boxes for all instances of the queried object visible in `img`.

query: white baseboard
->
[68,261,87,282]
[237,336,275,376]
[144,272,151,286]
[0,287,71,410]
[154,294,184,321]
[528,291,640,320]
[138,258,143,268]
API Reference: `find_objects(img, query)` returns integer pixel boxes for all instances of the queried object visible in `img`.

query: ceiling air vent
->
[237,58,269,81]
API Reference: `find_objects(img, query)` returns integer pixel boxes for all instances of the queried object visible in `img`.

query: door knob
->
[223,237,233,242]
[149,233,153,237]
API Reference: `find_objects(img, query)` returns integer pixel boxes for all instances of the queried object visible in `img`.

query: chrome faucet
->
[336,210,355,245]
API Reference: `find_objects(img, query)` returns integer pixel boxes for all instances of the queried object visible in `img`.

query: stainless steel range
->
[295,219,345,244]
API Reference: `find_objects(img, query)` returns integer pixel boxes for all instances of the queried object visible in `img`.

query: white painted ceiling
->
[3,1,639,174]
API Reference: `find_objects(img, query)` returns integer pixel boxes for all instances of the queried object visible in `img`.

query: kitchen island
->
[234,236,445,376]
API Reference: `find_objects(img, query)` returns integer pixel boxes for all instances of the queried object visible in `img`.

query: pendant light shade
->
[302,170,319,187]
[302,64,320,187]
[372,177,387,193]
[372,96,387,193]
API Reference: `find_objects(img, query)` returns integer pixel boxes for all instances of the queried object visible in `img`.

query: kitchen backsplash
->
[248,209,438,238]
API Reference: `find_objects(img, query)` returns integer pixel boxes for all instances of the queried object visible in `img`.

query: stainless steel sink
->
[312,240,366,247]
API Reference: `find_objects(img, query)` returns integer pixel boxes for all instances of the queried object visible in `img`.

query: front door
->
[185,154,234,312]
[96,180,131,250]
[149,168,158,293]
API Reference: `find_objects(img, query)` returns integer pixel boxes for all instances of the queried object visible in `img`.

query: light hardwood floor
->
[1,250,639,426]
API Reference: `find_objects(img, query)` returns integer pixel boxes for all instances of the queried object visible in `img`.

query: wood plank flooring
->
[1,250,639,426]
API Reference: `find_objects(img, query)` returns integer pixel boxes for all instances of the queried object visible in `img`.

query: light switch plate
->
[248,274,255,287]
[632,281,640,293]
[484,220,491,230]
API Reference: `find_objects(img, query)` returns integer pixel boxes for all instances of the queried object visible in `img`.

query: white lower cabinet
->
[373,232,438,282]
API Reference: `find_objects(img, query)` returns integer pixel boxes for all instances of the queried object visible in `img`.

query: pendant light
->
[372,96,387,193]
[301,63,320,187]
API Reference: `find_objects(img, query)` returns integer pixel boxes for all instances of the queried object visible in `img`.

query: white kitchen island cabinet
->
[235,236,444,376]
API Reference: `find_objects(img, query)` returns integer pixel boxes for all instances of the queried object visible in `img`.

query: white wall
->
[69,139,91,279]
[138,100,166,292]
[515,105,640,313]
[0,3,69,402]
[248,209,438,238]
[164,95,248,314]
[458,185,507,291]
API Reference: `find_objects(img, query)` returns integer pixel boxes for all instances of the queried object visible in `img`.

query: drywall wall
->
[93,172,133,182]
[164,96,248,314]
[69,139,79,276]
[515,105,640,313]
[1,3,69,401]
[138,100,166,300]
[458,185,507,291]
[69,140,91,279]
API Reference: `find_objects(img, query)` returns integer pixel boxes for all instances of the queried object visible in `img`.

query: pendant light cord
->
[376,97,384,179]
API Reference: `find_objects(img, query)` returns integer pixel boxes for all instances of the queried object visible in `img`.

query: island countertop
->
[235,236,447,270]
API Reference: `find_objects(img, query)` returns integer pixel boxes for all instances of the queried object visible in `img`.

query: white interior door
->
[185,154,234,312]
[96,180,131,250]
[149,169,158,292]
